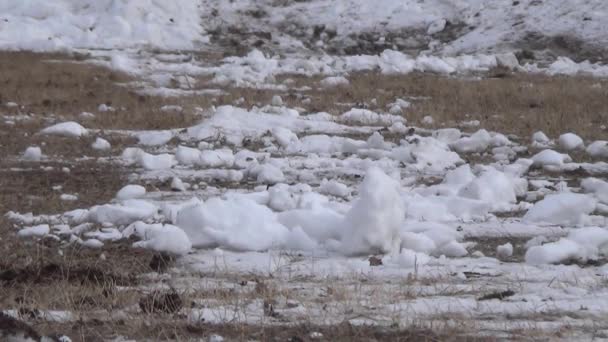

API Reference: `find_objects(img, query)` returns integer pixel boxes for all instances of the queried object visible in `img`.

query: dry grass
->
[276,71,608,140]
[0,52,203,130]
[2,52,608,340]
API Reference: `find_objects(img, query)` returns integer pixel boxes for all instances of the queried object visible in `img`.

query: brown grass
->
[276,71,608,141]
[1,52,607,341]
[0,52,202,130]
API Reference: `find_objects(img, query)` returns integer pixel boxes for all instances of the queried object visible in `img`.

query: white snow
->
[526,227,608,265]
[176,198,289,251]
[320,76,349,87]
[88,200,158,226]
[22,146,42,161]
[319,179,350,198]
[531,149,570,168]
[128,222,192,256]
[115,184,146,200]
[137,131,173,146]
[0,0,204,51]
[340,167,404,255]
[171,177,187,192]
[586,141,608,159]
[532,131,550,144]
[458,168,518,208]
[60,194,78,201]
[496,243,513,260]
[251,164,285,184]
[558,133,584,151]
[40,121,88,137]
[18,224,50,238]
[523,193,596,226]
[91,137,111,151]
[449,129,492,153]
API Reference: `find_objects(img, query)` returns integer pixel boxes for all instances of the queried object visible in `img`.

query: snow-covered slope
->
[0,0,204,51]
[1,0,607,61]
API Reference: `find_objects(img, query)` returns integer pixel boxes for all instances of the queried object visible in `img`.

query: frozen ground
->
[2,1,608,341]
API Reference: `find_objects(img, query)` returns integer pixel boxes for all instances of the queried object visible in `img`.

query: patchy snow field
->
[2,1,608,341]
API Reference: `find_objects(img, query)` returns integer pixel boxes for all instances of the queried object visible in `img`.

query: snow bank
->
[523,193,596,226]
[0,0,204,51]
[40,121,88,137]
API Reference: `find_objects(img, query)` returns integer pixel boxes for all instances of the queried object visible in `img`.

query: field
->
[1,50,608,341]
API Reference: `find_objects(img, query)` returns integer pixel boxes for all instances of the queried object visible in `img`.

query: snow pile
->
[580,178,608,204]
[22,146,42,161]
[18,224,50,238]
[558,133,584,151]
[40,121,88,137]
[458,168,518,209]
[339,108,405,126]
[91,137,111,151]
[187,106,350,142]
[392,136,463,173]
[523,193,596,226]
[126,221,192,256]
[545,57,608,78]
[449,129,492,153]
[586,141,608,159]
[496,243,513,260]
[531,149,571,168]
[176,197,289,251]
[115,184,146,200]
[0,0,204,51]
[340,167,404,255]
[526,227,608,265]
[122,147,176,170]
[399,222,466,257]
[88,200,158,226]
[137,131,173,146]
